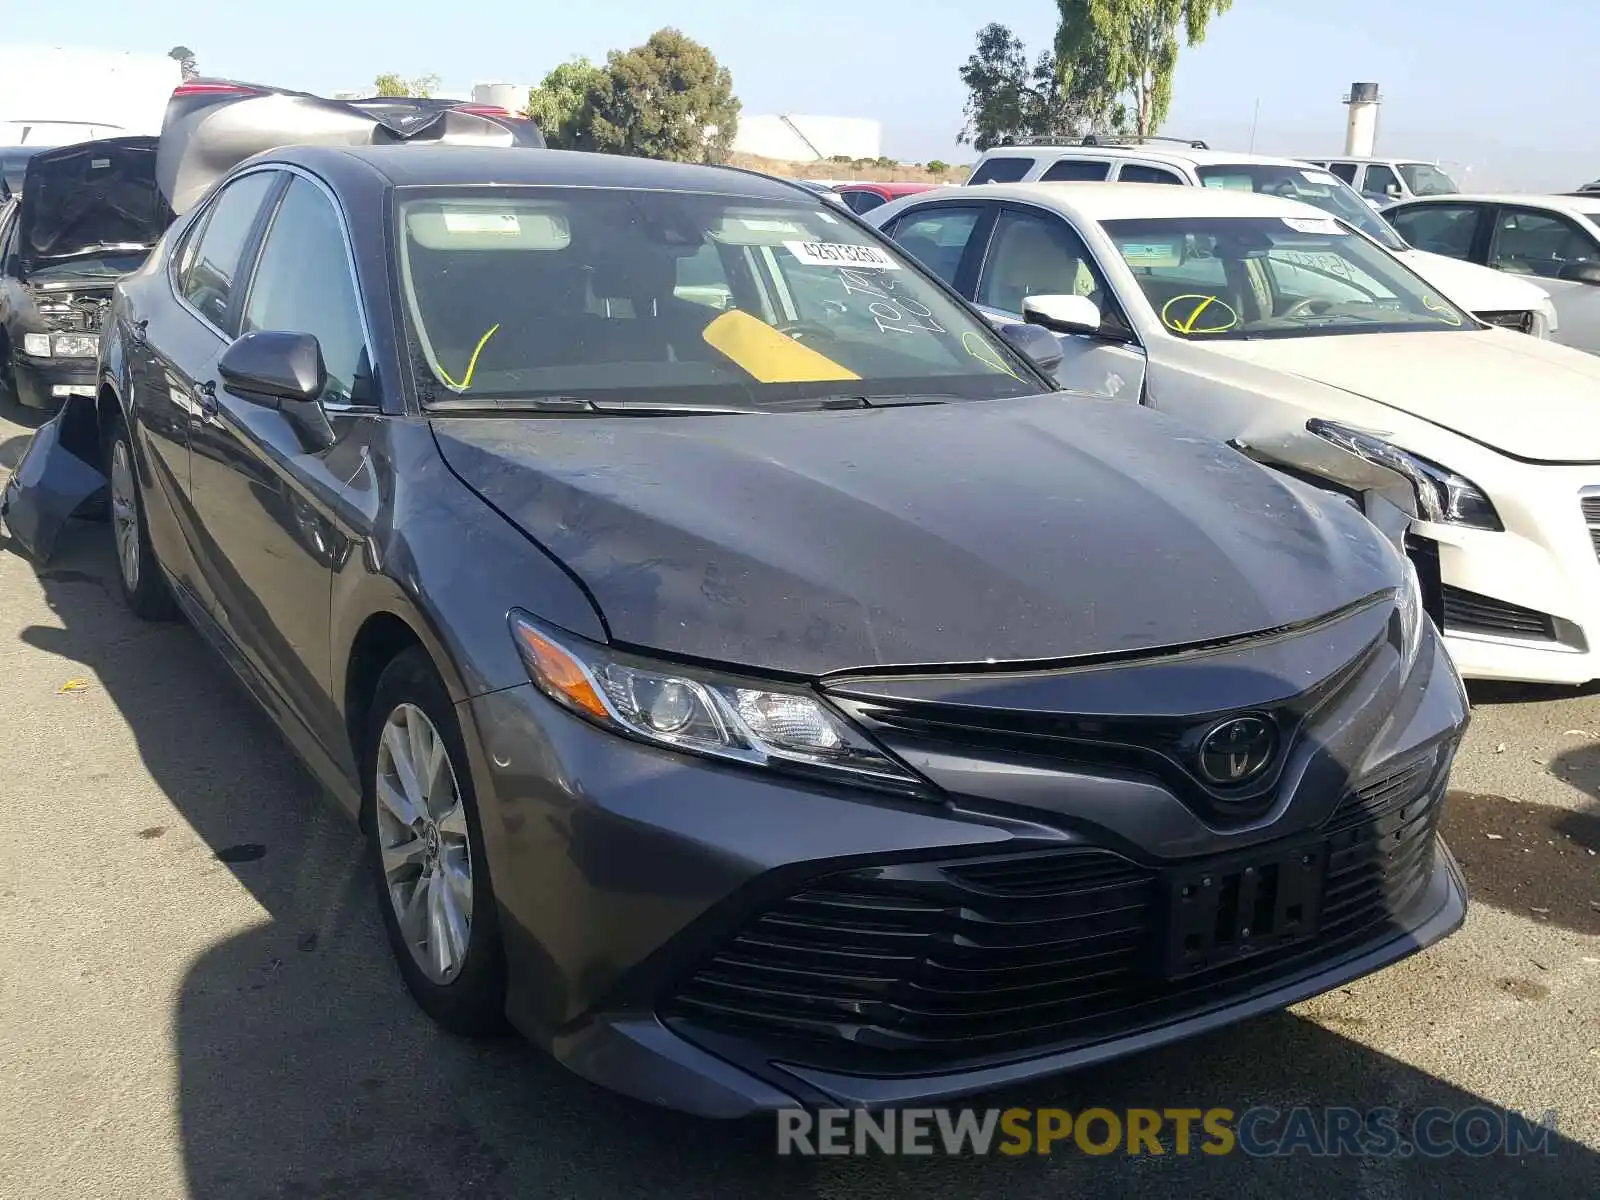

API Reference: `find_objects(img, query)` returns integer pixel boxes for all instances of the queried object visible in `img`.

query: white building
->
[733,114,882,162]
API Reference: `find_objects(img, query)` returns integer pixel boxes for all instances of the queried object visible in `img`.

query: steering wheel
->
[1281,296,1336,319]
[774,320,836,343]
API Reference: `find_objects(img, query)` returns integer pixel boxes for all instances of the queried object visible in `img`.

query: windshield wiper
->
[425,395,752,416]
[757,393,960,412]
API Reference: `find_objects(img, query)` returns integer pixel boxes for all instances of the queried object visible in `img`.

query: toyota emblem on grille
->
[1197,716,1277,786]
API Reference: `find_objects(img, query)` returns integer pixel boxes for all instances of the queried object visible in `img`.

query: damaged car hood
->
[431,394,1400,676]
[1201,330,1600,463]
[17,137,166,273]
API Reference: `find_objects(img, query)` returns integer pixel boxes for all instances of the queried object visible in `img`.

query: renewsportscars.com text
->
[776,1106,1559,1158]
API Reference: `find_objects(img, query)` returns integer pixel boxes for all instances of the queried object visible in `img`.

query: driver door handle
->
[198,379,218,420]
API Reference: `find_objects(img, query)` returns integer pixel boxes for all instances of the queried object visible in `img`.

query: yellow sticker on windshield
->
[961,331,1025,381]
[701,310,859,383]
[1422,294,1464,326]
[1160,294,1240,334]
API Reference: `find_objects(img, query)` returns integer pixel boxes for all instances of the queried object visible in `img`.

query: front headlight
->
[51,333,99,358]
[1308,419,1502,531]
[509,611,925,793]
[22,333,51,357]
[1396,555,1427,673]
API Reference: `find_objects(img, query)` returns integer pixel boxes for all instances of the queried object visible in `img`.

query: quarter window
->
[180,170,279,333]
[241,177,371,404]
[968,157,1032,185]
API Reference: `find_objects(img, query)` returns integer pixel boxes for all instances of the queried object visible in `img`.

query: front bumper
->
[1411,462,1600,685]
[459,619,1469,1117]
[10,351,96,409]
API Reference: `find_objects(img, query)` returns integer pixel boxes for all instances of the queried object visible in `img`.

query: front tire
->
[364,647,506,1036]
[105,413,177,621]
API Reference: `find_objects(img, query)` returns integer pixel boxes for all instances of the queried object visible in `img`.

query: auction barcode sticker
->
[784,241,902,269]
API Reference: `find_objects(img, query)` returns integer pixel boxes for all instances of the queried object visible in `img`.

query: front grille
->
[1441,584,1557,641]
[1582,494,1600,562]
[1477,309,1535,334]
[665,750,1446,1069]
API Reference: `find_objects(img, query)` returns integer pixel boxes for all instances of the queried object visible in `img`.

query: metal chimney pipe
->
[1343,82,1381,157]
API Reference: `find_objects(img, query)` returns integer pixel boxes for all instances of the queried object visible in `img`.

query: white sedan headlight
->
[509,611,923,793]
[1308,420,1502,530]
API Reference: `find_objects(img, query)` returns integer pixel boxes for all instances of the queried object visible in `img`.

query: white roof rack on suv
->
[1000,134,1209,150]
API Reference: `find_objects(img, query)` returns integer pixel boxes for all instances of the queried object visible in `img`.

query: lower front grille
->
[1441,584,1557,641]
[1477,309,1535,335]
[664,750,1447,1070]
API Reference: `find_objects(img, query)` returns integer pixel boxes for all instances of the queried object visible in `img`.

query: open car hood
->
[157,82,537,215]
[16,137,166,273]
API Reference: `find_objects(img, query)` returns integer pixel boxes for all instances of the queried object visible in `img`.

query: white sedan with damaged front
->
[868,182,1600,687]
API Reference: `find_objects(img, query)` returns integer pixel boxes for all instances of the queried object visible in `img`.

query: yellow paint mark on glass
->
[437,324,502,390]
[1160,294,1239,334]
[961,331,1025,380]
[1421,294,1463,326]
[701,310,859,382]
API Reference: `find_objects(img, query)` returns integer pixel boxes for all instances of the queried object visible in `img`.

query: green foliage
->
[525,57,608,149]
[167,45,197,81]
[373,72,440,99]
[576,29,741,164]
[926,159,951,174]
[957,23,1107,150]
[1055,0,1233,136]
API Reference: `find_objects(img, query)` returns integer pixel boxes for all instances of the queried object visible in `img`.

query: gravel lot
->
[1,403,1596,1199]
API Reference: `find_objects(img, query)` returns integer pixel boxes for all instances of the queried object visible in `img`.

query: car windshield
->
[1101,215,1474,340]
[1194,163,1406,251]
[394,186,1041,411]
[1397,163,1459,196]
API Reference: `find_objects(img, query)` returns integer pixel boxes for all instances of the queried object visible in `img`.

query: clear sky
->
[6,0,1595,189]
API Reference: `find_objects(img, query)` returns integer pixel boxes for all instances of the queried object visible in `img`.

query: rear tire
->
[104,412,177,621]
[364,647,507,1037]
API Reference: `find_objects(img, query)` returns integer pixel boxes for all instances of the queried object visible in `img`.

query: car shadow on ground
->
[11,522,1600,1200]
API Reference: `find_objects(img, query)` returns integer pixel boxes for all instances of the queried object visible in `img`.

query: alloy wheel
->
[109,440,140,591]
[374,702,473,984]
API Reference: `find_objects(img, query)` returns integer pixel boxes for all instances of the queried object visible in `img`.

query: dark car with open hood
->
[0,91,1467,1116]
[0,136,168,409]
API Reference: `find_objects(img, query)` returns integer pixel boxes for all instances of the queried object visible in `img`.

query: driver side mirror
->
[1023,293,1103,337]
[217,331,336,451]
[997,322,1063,376]
[1385,182,1404,198]
[1558,260,1600,286]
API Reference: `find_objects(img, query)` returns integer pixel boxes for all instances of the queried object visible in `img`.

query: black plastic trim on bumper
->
[11,354,95,409]
[548,841,1465,1117]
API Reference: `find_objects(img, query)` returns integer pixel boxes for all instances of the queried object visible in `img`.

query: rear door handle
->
[129,318,148,346]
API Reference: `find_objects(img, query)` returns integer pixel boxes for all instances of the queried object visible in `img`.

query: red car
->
[831,181,935,215]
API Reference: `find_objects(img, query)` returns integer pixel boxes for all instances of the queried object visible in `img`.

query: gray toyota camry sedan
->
[2,108,1468,1115]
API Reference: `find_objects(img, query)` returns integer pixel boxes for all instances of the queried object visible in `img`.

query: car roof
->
[932,181,1326,221]
[261,144,820,201]
[1391,192,1600,214]
[1310,156,1438,166]
[983,144,1322,171]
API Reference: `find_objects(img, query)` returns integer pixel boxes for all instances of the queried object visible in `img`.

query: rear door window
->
[887,206,984,286]
[179,170,280,333]
[1040,158,1112,182]
[1325,162,1358,184]
[1115,163,1185,185]
[968,157,1033,185]
[1388,204,1484,260]
[839,191,886,215]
